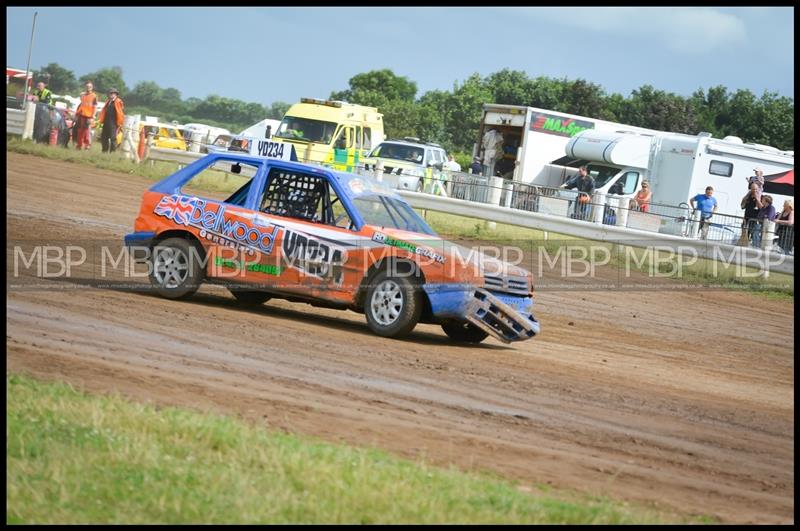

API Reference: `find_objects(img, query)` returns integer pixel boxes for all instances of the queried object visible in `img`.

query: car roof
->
[378,139,444,150]
[197,152,402,202]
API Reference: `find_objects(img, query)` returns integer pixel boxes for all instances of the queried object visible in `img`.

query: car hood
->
[365,156,424,171]
[374,226,531,280]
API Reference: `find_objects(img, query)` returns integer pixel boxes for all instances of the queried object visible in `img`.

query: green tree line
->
[34,63,289,133]
[35,63,793,152]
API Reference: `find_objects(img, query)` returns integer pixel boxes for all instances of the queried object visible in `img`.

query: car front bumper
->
[423,284,540,343]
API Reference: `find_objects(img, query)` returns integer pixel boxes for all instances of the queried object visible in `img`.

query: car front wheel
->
[149,237,204,299]
[364,270,423,339]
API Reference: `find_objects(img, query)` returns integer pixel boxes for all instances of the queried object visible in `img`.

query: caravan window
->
[709,160,733,177]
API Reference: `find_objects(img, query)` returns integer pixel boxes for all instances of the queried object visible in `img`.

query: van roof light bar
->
[300,97,343,108]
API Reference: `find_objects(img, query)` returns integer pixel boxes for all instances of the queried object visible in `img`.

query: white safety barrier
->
[7,105,36,139]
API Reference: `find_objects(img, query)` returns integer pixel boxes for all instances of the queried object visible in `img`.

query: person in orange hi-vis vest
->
[75,80,98,150]
[96,88,125,153]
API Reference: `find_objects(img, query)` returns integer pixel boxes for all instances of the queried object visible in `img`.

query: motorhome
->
[474,104,658,183]
[558,129,794,220]
[273,97,385,171]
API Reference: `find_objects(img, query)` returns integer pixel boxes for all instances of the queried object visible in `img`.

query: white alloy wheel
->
[153,246,190,289]
[370,279,404,326]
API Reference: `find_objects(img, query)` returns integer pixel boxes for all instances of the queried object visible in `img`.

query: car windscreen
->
[370,143,424,164]
[352,195,437,236]
[274,116,337,144]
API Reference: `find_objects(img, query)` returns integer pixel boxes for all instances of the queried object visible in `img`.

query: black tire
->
[229,289,271,306]
[441,321,489,344]
[149,237,204,299]
[364,269,423,339]
[415,179,424,192]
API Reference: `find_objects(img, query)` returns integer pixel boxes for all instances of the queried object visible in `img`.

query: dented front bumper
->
[465,288,540,343]
[423,284,540,344]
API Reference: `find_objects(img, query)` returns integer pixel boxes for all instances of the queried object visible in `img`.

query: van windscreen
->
[370,143,424,164]
[275,117,337,144]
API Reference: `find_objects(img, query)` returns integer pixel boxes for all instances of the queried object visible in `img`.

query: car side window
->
[334,127,353,150]
[363,128,372,150]
[259,168,337,225]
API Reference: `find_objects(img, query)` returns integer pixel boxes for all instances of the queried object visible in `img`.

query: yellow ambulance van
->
[273,98,385,171]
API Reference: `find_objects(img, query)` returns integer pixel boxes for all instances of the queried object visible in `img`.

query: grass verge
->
[6,374,680,524]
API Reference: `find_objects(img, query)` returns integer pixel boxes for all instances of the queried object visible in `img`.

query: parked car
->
[363,138,449,192]
[140,122,187,151]
[203,133,246,153]
[124,153,540,344]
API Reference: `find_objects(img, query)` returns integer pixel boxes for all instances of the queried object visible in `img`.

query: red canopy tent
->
[764,169,794,196]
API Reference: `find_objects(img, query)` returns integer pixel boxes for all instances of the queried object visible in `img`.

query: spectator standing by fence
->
[74,81,98,150]
[97,88,125,153]
[32,81,53,106]
[469,157,482,175]
[630,180,652,212]
[690,186,718,239]
[751,194,777,248]
[774,200,794,254]
[445,154,461,172]
[740,183,762,245]
[562,166,595,220]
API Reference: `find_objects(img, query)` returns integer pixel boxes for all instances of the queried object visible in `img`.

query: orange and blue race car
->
[124,152,540,344]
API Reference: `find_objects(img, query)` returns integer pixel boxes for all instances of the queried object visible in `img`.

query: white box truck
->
[473,104,658,184]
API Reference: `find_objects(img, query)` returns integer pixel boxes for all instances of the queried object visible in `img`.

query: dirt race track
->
[6,152,795,523]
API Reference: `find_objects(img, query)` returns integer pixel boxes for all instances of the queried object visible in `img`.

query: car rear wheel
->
[229,289,271,306]
[441,321,489,344]
[365,270,423,339]
[415,179,424,192]
[149,237,203,299]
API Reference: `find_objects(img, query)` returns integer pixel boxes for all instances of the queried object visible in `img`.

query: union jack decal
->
[154,194,197,226]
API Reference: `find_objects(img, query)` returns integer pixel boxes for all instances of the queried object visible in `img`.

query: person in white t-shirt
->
[444,154,461,172]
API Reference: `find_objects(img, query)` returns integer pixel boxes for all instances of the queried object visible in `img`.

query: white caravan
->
[240,118,281,140]
[473,104,658,183]
[561,129,794,219]
[182,123,231,153]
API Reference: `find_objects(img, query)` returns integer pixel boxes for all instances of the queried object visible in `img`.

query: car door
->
[177,157,280,288]
[252,165,360,303]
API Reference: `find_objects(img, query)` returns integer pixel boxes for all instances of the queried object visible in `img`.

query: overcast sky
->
[6,7,795,106]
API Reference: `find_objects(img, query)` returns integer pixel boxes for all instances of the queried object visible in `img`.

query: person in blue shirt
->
[690,186,718,240]
[469,157,482,175]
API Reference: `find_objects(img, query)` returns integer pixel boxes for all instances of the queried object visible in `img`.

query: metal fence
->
[396,172,795,255]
